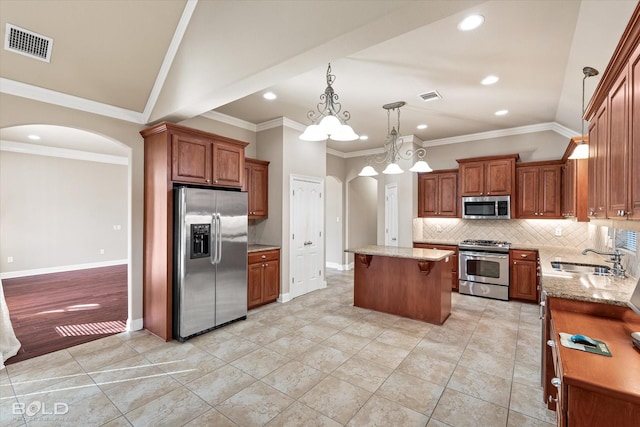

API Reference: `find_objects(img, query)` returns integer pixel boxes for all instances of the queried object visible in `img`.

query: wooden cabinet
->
[560,142,588,222]
[457,154,518,197]
[542,298,640,426]
[243,158,269,219]
[516,163,562,219]
[248,249,280,309]
[509,249,538,302]
[585,6,640,220]
[417,170,458,217]
[413,243,458,291]
[140,122,249,340]
[171,128,245,188]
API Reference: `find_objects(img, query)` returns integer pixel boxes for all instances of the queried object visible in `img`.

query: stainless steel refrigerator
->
[173,186,248,341]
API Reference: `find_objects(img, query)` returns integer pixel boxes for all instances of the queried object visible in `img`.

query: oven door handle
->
[460,252,508,259]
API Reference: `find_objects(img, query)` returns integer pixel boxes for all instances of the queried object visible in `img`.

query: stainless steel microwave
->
[462,195,511,220]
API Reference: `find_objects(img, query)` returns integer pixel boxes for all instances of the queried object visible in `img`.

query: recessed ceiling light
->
[495,109,509,116]
[359,135,368,141]
[416,124,428,130]
[481,75,499,85]
[458,15,484,31]
[263,92,277,100]
[28,134,41,140]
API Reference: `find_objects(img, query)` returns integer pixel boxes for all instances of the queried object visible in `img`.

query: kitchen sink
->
[550,261,611,276]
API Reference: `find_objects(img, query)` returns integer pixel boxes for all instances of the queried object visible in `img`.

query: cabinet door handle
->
[547,340,555,347]
[548,395,558,403]
[551,377,561,388]
[261,255,266,259]
[520,254,528,258]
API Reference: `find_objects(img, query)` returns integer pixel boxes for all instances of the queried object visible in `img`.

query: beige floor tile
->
[391,317,434,338]
[431,388,509,427]
[458,347,515,380]
[89,354,166,391]
[397,347,457,386]
[101,367,180,413]
[321,331,371,356]
[187,364,256,406]
[356,340,409,370]
[0,393,25,427]
[509,382,557,425]
[347,394,428,427]
[124,386,210,426]
[119,331,166,354]
[265,334,317,358]
[425,325,473,347]
[231,347,291,379]
[101,416,135,427]
[216,381,294,426]
[14,372,101,411]
[201,335,260,362]
[183,408,236,426]
[332,356,394,393]
[316,313,357,329]
[414,339,465,365]
[8,356,86,396]
[513,360,541,388]
[341,319,385,339]
[376,371,444,415]
[516,341,541,366]
[69,337,140,373]
[23,391,122,426]
[261,360,326,398]
[242,325,289,346]
[270,314,310,332]
[375,329,422,351]
[142,340,226,384]
[296,323,341,342]
[447,365,512,407]
[507,410,556,427]
[466,331,518,359]
[296,344,350,373]
[361,311,400,328]
[299,376,372,424]
[265,401,341,427]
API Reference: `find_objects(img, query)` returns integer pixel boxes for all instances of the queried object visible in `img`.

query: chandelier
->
[569,66,599,159]
[299,63,359,142]
[358,101,432,176]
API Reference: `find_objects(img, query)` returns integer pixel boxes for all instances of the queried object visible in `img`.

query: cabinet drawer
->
[511,249,537,260]
[248,249,279,264]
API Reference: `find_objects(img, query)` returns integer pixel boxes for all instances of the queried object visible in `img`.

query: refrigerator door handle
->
[210,214,217,265]
[178,189,187,288]
[216,213,223,264]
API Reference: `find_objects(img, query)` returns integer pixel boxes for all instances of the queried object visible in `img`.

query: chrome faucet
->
[582,248,626,277]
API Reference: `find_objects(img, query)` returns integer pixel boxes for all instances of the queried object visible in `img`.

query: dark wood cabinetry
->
[585,5,640,221]
[516,163,562,219]
[417,170,458,218]
[413,243,458,291]
[509,249,538,302]
[248,249,280,309]
[542,298,640,426]
[560,140,588,221]
[141,122,248,340]
[243,158,269,219]
[457,154,518,197]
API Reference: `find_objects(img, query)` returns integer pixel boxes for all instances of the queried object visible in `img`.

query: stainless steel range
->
[458,239,511,300]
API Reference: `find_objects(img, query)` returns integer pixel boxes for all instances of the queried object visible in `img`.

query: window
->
[612,229,638,253]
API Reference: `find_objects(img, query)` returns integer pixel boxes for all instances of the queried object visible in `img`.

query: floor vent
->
[4,23,53,62]
[419,90,442,102]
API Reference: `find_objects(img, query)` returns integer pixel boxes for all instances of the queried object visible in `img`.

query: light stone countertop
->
[248,244,280,253]
[346,245,454,262]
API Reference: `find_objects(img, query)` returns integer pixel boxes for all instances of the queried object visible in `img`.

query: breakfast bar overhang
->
[346,245,455,325]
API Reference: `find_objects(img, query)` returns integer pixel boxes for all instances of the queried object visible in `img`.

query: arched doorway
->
[346,176,378,267]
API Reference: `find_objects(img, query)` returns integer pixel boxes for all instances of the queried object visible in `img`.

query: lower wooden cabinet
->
[248,249,280,309]
[509,249,539,302]
[413,243,458,291]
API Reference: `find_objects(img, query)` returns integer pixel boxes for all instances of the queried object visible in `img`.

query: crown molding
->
[0,78,145,124]
[1,140,129,165]
[201,110,257,131]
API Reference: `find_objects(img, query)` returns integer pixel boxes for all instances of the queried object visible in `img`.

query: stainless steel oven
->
[458,239,510,300]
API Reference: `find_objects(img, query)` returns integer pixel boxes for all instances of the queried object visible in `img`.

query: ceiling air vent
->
[4,24,53,62]
[419,90,442,102]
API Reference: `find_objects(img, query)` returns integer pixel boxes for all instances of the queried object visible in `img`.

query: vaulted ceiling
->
[0,0,637,156]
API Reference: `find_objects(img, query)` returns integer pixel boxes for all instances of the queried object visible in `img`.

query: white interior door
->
[385,183,399,246]
[290,175,324,299]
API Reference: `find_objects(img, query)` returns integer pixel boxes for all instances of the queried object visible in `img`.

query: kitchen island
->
[346,245,454,325]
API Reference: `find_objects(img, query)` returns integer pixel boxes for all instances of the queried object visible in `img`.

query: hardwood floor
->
[2,264,127,365]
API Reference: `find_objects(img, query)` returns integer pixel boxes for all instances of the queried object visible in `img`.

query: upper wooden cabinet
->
[516,162,562,219]
[585,5,640,220]
[418,170,458,218]
[457,154,519,197]
[244,158,269,219]
[561,155,589,221]
[140,122,249,341]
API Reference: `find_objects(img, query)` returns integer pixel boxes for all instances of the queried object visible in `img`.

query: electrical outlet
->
[7,256,13,263]
[436,225,442,233]
[555,227,562,237]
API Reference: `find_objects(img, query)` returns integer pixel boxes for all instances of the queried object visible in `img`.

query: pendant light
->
[569,66,599,159]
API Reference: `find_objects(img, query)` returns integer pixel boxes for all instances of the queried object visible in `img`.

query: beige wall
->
[0,151,127,272]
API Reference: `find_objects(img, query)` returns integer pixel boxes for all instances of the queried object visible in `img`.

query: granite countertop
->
[248,244,280,253]
[346,245,454,262]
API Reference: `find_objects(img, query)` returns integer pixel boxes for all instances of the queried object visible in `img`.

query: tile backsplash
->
[413,218,639,278]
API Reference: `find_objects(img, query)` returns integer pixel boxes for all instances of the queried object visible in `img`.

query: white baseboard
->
[326,262,351,271]
[127,318,144,331]
[0,259,128,279]
[278,292,292,303]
